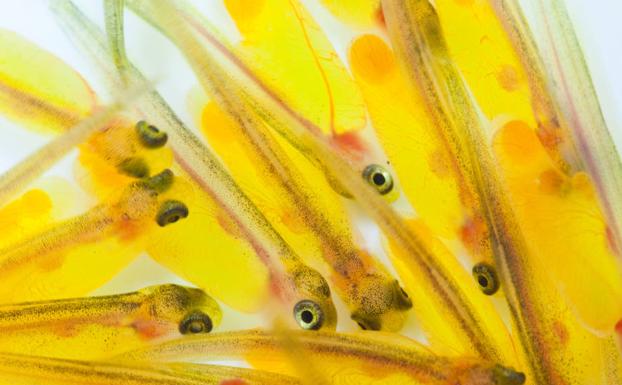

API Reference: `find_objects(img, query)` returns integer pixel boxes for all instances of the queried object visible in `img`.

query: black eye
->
[144,169,174,193]
[179,311,213,334]
[136,120,168,148]
[293,300,324,330]
[472,262,500,295]
[117,157,150,178]
[362,164,393,195]
[156,200,189,227]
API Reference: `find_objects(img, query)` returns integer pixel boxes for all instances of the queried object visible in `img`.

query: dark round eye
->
[472,262,500,295]
[136,120,168,148]
[144,169,174,193]
[179,311,213,334]
[117,157,150,178]
[156,200,189,227]
[293,300,324,330]
[362,164,393,195]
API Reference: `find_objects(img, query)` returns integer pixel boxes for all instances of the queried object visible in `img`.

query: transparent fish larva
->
[0,1,619,385]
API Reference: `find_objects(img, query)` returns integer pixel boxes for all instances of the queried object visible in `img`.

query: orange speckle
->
[131,319,169,340]
[333,131,366,158]
[52,321,80,338]
[455,0,475,6]
[111,202,145,242]
[427,148,451,178]
[538,169,565,194]
[460,216,487,254]
[115,218,144,242]
[552,320,569,347]
[536,120,564,152]
[349,34,395,83]
[374,6,385,27]
[496,65,520,92]
[280,209,306,235]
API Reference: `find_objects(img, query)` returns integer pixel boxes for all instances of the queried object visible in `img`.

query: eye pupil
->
[373,172,386,186]
[188,320,204,333]
[472,262,500,295]
[362,164,394,195]
[478,276,489,288]
[293,300,323,330]
[179,311,213,335]
[168,215,180,223]
[156,200,189,227]
[300,309,314,324]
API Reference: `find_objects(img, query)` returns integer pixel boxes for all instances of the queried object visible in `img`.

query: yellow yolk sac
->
[0,170,188,303]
